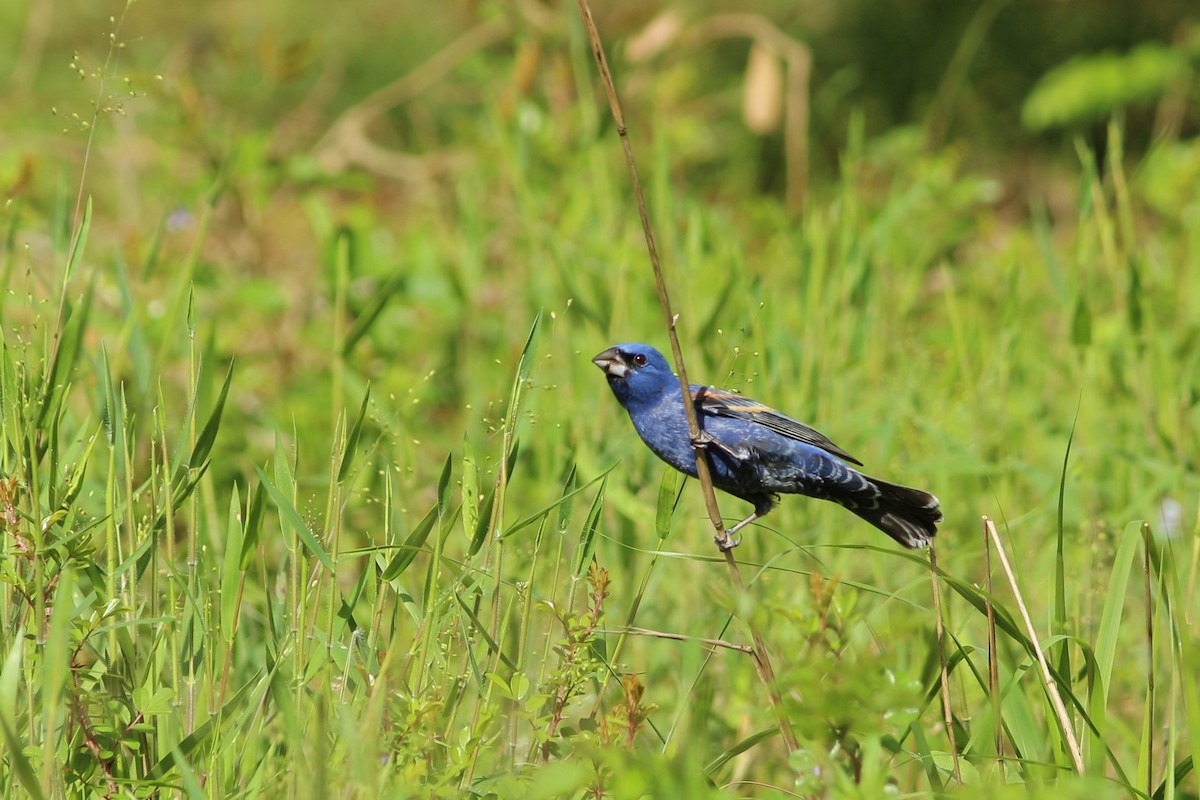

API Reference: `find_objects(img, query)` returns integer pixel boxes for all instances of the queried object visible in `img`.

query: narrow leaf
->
[337,384,371,483]
[468,487,496,557]
[256,465,334,572]
[342,272,407,357]
[1070,293,1091,347]
[705,727,779,774]
[655,467,683,541]
[38,280,93,432]
[190,360,234,470]
[435,451,453,519]
[382,502,438,580]
[573,478,607,578]
[1053,402,1080,684]
[64,195,92,281]
[239,478,266,572]
[500,467,612,540]
[337,563,369,632]
[0,634,43,800]
[221,485,244,643]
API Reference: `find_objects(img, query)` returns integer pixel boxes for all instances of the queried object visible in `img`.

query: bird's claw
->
[714,531,741,551]
[692,431,741,459]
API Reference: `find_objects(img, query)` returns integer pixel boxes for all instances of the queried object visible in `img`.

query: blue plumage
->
[593,343,942,549]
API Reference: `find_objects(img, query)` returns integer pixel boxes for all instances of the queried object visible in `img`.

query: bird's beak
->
[592,346,629,379]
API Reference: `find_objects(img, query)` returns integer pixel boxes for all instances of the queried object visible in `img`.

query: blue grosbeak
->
[593,343,941,550]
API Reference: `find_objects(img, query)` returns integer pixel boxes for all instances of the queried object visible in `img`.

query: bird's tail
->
[848,476,942,549]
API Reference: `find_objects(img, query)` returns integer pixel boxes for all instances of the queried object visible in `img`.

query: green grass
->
[1,3,1199,798]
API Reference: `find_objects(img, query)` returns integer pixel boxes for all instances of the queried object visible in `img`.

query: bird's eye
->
[632,353,648,367]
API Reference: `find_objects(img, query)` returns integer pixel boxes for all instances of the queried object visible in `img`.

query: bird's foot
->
[715,512,759,552]
[691,431,741,459]
[714,530,741,551]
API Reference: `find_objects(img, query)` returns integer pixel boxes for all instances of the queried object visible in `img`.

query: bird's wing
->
[692,386,864,466]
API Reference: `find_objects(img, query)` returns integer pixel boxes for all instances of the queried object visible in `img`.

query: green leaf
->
[1053,402,1080,687]
[172,747,207,800]
[573,478,606,578]
[186,284,197,338]
[112,252,151,395]
[1023,44,1187,131]
[44,569,76,725]
[1094,521,1144,705]
[468,486,496,557]
[462,452,480,544]
[140,213,166,279]
[655,467,683,541]
[64,195,92,282]
[1154,757,1194,800]
[0,633,44,800]
[513,311,542,387]
[62,425,102,508]
[1127,259,1143,334]
[342,272,407,357]
[337,384,371,483]
[485,672,516,701]
[38,280,93,434]
[256,465,334,572]
[146,671,263,779]
[1070,293,1091,347]
[435,449,453,519]
[99,345,118,446]
[337,562,369,632]
[189,360,234,471]
[382,502,438,580]
[556,463,578,534]
[453,593,518,671]
[239,478,267,572]
[221,485,244,643]
[500,466,612,540]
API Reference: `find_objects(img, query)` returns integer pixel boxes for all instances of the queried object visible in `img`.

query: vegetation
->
[0,1,1197,797]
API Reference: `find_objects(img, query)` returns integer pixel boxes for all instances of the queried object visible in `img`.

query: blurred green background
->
[3,0,1197,485]
[1,0,1199,797]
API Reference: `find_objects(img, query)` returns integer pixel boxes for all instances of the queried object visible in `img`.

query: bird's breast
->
[627,395,698,473]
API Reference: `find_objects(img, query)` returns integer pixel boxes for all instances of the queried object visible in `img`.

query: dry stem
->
[576,0,800,759]
[984,516,1084,773]
[928,542,962,783]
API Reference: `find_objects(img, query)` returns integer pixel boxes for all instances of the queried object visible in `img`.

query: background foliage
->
[0,0,1198,797]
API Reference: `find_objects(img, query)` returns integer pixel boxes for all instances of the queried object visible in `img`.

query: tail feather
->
[849,477,942,549]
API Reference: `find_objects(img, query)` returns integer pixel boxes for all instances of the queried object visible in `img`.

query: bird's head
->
[592,343,675,407]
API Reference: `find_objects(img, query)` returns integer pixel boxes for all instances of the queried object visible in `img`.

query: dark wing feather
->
[692,386,864,466]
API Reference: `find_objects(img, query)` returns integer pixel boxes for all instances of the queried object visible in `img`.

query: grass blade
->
[221,485,243,643]
[64,195,91,282]
[189,360,234,471]
[573,478,606,578]
[256,465,334,572]
[655,467,683,541]
[239,478,267,571]
[383,502,438,580]
[0,634,45,800]
[1053,401,1080,683]
[342,273,407,358]
[336,383,371,483]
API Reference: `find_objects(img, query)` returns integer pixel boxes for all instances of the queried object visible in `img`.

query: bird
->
[592,342,941,550]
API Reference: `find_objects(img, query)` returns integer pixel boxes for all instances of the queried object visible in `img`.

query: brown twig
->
[928,542,962,783]
[984,516,1084,774]
[312,18,509,180]
[983,516,1003,768]
[601,626,755,655]
[576,0,800,759]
